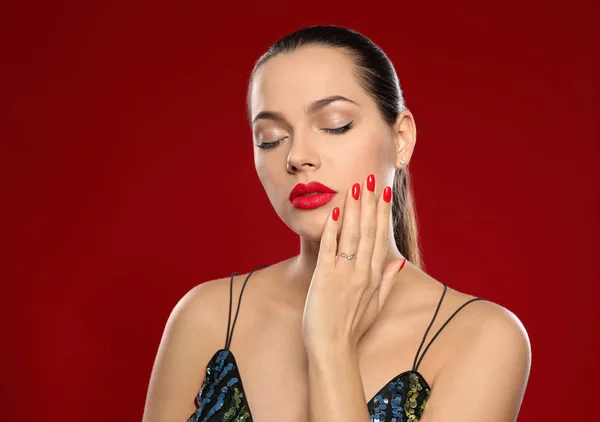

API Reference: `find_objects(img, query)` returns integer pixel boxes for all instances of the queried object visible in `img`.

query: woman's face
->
[249,46,412,241]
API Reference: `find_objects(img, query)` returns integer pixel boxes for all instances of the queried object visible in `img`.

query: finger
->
[316,206,341,269]
[336,182,361,266]
[370,184,393,275]
[317,206,340,269]
[355,174,378,274]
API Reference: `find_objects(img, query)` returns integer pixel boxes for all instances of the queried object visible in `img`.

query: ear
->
[392,110,417,169]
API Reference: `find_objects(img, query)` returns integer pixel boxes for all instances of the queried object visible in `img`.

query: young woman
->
[143,25,531,422]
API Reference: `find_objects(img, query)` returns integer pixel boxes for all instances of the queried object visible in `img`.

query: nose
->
[286,135,321,174]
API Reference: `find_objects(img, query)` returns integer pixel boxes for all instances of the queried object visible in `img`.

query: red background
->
[1,1,597,421]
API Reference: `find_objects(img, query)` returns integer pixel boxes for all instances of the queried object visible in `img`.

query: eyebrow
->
[251,95,358,125]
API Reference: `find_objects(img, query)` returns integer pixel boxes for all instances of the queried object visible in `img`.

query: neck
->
[285,223,405,299]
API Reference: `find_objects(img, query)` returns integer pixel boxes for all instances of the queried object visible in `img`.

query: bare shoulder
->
[472,298,531,373]
[413,285,532,421]
[171,263,284,341]
[413,284,532,420]
[142,273,245,422]
[447,287,530,355]
[171,275,235,339]
[432,285,530,362]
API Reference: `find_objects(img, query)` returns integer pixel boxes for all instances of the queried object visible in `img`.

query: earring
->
[400,158,407,165]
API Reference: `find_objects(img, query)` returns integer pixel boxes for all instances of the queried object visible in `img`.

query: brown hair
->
[248,25,423,269]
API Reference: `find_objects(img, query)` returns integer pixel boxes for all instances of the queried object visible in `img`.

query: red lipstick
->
[289,181,337,210]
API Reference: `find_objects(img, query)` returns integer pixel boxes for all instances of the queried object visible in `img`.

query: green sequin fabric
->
[187,349,252,422]
[188,348,431,422]
[367,371,430,422]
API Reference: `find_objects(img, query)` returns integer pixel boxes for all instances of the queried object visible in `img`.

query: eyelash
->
[323,120,354,134]
[256,121,354,150]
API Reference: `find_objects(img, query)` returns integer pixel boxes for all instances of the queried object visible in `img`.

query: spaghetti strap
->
[224,264,268,350]
[412,284,448,371]
[413,291,486,372]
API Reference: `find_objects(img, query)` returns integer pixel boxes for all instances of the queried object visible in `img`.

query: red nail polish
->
[398,258,407,272]
[367,174,375,192]
[352,183,360,200]
[383,186,392,203]
[332,207,340,221]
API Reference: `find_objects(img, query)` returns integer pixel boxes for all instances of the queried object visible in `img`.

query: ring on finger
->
[337,252,357,260]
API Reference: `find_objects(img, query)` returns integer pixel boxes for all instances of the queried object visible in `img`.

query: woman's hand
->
[301,174,407,353]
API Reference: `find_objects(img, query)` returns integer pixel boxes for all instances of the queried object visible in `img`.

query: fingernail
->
[352,183,360,200]
[332,207,340,221]
[367,174,375,192]
[398,258,407,272]
[383,186,392,203]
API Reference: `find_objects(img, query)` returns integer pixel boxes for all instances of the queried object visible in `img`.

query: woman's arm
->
[142,280,227,422]
[307,344,371,421]
[306,304,531,422]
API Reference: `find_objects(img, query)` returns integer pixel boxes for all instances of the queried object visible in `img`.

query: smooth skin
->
[303,177,400,352]
[143,46,531,422]
[304,175,407,421]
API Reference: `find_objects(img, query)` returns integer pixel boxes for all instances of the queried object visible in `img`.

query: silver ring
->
[337,252,357,260]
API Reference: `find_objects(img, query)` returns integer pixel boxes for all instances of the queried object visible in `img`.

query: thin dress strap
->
[412,284,448,371]
[413,285,485,371]
[224,264,268,350]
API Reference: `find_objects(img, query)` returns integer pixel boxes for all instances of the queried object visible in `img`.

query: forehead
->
[250,46,367,118]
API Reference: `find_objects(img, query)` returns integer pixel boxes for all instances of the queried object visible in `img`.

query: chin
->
[282,206,333,241]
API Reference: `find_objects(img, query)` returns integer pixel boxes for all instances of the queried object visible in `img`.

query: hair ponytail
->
[392,167,422,269]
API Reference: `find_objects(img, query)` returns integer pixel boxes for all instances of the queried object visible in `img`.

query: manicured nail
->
[398,258,407,272]
[352,183,360,200]
[332,207,340,221]
[367,174,375,192]
[383,186,392,203]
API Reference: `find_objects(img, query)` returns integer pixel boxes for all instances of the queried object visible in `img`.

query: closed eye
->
[255,120,353,150]
[256,137,287,149]
[322,120,354,134]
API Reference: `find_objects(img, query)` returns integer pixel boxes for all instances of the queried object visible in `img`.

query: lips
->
[289,182,337,210]
[289,182,336,201]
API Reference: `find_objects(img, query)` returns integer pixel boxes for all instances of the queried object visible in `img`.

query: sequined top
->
[187,265,484,422]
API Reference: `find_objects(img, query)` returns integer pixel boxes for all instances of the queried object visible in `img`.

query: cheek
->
[254,157,292,220]
[346,131,390,169]
[360,125,396,167]
[378,134,395,165]
[333,131,395,188]
[254,157,275,187]
[254,157,285,204]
